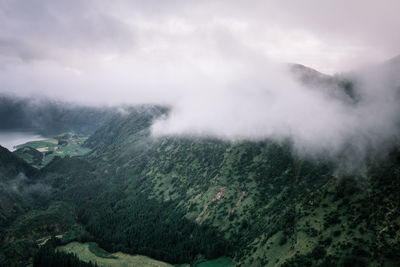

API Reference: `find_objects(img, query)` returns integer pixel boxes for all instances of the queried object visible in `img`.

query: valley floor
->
[57,242,234,267]
[58,242,175,267]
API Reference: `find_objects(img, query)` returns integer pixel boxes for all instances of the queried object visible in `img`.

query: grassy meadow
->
[14,133,91,167]
[57,242,175,267]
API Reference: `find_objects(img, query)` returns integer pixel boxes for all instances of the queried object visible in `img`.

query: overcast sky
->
[1,0,400,170]
[1,0,399,100]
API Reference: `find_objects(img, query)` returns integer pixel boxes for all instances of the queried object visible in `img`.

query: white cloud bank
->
[151,58,400,166]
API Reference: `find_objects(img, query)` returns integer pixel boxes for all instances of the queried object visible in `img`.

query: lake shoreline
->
[0,131,46,151]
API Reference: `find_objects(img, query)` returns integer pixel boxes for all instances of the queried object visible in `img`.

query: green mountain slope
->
[0,146,38,264]
[25,109,398,266]
[0,145,38,180]
[84,105,167,153]
[0,146,91,266]
[0,145,38,225]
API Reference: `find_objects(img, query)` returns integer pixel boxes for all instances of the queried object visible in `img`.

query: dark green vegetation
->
[0,145,38,226]
[14,133,91,168]
[12,146,44,167]
[0,105,399,266]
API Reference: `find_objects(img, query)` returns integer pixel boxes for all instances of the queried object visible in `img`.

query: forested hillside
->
[0,145,93,266]
[75,111,400,266]
[1,104,398,266]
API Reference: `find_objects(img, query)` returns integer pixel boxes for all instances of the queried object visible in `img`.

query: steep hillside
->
[0,146,38,263]
[0,146,91,266]
[0,145,37,180]
[30,110,399,266]
[84,105,167,153]
[0,145,39,226]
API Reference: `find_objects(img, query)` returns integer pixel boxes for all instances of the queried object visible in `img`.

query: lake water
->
[0,131,45,151]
